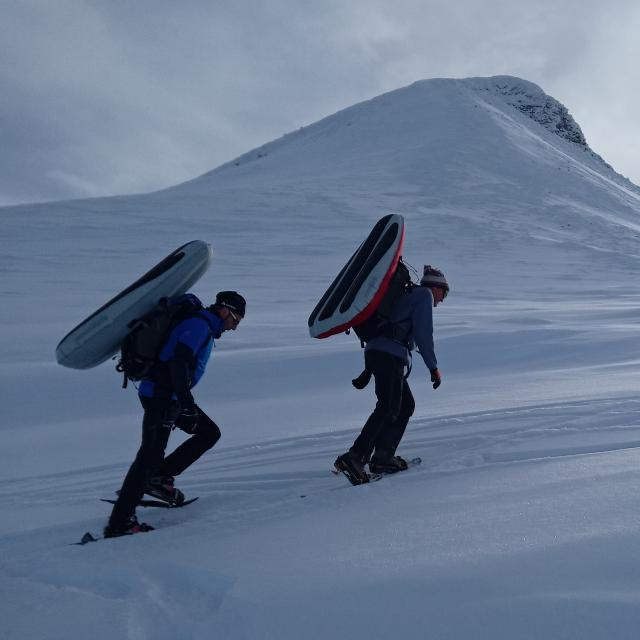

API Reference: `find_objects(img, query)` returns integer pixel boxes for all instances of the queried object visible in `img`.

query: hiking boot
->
[334,452,370,485]
[104,515,154,538]
[144,475,185,505]
[369,455,408,475]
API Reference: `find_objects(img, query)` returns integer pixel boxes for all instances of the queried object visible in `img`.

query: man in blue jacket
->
[104,290,246,538]
[335,266,448,485]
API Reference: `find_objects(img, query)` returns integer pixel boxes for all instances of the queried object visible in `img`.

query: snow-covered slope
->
[3,76,640,639]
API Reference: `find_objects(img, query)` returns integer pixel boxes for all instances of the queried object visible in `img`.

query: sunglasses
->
[228,309,242,324]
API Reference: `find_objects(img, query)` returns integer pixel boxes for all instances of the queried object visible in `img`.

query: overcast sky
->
[1,1,638,206]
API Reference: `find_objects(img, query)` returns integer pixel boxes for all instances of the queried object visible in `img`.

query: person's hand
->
[352,368,372,390]
[178,406,199,433]
[430,368,442,390]
[177,393,199,432]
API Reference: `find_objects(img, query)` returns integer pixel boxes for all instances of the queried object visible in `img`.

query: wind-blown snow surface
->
[3,76,640,639]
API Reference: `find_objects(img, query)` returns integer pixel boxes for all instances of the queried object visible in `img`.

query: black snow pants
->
[108,396,221,528]
[350,349,415,462]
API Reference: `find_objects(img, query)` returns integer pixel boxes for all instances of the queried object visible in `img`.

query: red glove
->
[430,368,441,390]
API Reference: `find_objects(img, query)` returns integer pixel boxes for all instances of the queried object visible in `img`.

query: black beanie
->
[215,291,246,317]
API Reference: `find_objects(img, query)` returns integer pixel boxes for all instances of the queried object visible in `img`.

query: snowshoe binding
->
[368,454,409,475]
[103,515,154,539]
[144,475,185,506]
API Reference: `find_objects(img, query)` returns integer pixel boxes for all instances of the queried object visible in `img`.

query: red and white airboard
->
[308,214,405,339]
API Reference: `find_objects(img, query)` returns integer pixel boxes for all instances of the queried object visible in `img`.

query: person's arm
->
[167,317,210,408]
[412,289,439,382]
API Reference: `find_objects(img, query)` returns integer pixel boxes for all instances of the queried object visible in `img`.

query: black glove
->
[430,368,442,390]
[178,408,198,433]
[177,394,199,433]
[352,368,372,390]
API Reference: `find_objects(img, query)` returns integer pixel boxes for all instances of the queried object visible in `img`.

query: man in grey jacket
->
[335,265,449,484]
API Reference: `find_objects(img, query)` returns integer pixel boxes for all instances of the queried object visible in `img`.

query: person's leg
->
[350,350,406,462]
[372,379,415,459]
[156,406,221,478]
[107,397,174,529]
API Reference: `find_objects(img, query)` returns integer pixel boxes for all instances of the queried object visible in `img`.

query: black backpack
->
[116,294,204,387]
[352,259,413,345]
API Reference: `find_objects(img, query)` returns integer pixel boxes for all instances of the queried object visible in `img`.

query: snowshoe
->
[101,496,199,509]
[369,456,422,476]
[334,452,370,486]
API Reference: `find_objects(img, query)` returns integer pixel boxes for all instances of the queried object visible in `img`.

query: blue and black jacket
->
[138,300,224,403]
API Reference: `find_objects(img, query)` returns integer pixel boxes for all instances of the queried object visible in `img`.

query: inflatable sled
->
[56,240,213,370]
[308,214,405,339]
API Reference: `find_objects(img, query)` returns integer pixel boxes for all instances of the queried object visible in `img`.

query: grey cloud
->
[1,0,638,205]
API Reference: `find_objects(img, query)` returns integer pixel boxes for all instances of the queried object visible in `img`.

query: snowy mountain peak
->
[465,75,590,149]
[178,75,623,195]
